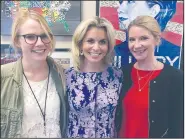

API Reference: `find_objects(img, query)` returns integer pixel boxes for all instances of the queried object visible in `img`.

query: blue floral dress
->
[65,66,123,138]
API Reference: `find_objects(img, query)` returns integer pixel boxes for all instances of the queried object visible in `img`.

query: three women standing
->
[1,9,183,139]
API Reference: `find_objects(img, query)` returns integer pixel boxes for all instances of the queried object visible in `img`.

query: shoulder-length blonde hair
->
[72,16,115,71]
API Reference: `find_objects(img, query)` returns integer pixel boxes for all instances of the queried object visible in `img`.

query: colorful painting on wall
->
[97,1,183,69]
[1,1,81,36]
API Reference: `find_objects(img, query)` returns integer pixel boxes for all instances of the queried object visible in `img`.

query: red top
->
[118,66,162,138]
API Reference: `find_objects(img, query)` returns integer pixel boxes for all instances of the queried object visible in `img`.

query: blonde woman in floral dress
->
[65,17,123,138]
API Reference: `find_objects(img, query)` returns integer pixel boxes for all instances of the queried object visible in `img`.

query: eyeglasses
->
[17,33,53,45]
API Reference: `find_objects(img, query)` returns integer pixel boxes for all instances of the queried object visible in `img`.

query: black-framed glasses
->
[17,33,53,45]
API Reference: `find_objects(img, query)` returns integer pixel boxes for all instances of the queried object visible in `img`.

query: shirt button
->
[152,120,155,123]
[153,81,156,83]
[152,100,155,103]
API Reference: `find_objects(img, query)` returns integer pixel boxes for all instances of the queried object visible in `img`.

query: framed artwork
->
[51,48,72,69]
[1,45,72,69]
[1,1,81,36]
[96,1,184,69]
[1,44,21,65]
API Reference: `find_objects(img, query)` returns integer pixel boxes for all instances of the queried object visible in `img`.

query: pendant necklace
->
[136,62,158,91]
[23,66,50,135]
[137,69,155,91]
[137,71,153,80]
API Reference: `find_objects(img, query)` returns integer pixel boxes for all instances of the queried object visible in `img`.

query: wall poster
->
[97,1,184,69]
[1,1,81,36]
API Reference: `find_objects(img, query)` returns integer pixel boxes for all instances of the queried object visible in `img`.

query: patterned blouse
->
[65,66,123,138]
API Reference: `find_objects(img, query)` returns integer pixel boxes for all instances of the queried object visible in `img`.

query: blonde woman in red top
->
[115,15,183,138]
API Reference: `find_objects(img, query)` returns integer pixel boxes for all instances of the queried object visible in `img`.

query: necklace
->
[23,66,50,135]
[137,69,155,92]
[137,71,153,80]
[136,62,158,91]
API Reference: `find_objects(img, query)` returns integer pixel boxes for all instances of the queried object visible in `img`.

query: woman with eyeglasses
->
[1,9,67,138]
[65,17,123,138]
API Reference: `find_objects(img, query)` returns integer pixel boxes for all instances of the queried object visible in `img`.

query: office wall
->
[1,1,97,49]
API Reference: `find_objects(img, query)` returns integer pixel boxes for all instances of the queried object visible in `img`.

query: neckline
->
[25,76,49,84]
[133,65,162,72]
[75,65,111,74]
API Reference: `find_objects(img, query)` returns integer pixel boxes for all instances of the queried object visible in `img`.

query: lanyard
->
[23,66,50,135]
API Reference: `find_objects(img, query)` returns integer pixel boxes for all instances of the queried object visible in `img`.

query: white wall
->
[1,1,97,49]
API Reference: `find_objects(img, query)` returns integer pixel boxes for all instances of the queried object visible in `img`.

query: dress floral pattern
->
[65,66,123,138]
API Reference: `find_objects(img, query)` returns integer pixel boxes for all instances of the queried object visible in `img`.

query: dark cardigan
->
[115,63,184,138]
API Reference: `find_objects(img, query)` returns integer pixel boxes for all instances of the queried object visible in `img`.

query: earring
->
[155,45,160,53]
[80,50,83,56]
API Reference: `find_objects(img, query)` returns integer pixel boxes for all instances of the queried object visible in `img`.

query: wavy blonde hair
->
[72,16,116,71]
